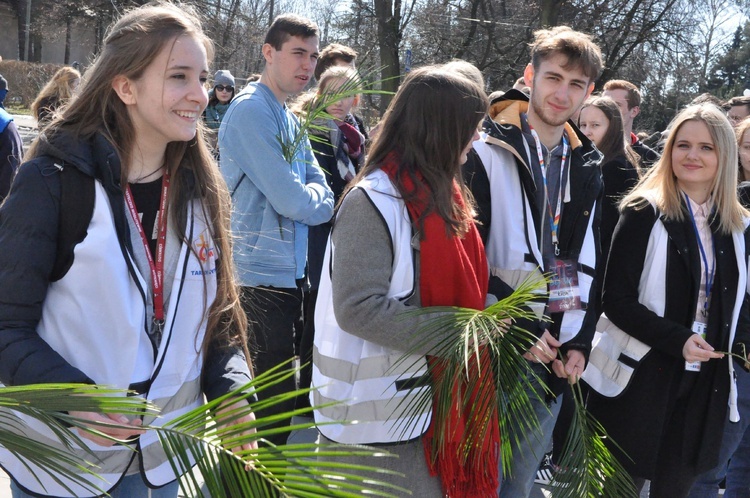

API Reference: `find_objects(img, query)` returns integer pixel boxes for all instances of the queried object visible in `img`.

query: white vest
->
[474,138,598,343]
[311,170,432,444]
[0,182,218,496]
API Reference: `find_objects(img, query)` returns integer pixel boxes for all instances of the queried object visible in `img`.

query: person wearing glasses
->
[204,69,235,156]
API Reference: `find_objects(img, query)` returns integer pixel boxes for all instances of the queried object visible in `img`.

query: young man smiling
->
[464,26,603,497]
[219,14,334,445]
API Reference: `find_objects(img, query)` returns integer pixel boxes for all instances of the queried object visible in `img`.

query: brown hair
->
[603,79,641,109]
[349,66,488,236]
[27,2,249,367]
[264,14,319,51]
[315,43,358,80]
[530,26,603,83]
[580,96,640,168]
[736,117,750,182]
[31,66,81,123]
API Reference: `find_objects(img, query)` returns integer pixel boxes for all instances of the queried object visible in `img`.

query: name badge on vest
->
[685,321,707,372]
[547,258,582,313]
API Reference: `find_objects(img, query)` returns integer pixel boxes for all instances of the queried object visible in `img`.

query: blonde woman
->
[586,104,750,497]
[31,66,80,127]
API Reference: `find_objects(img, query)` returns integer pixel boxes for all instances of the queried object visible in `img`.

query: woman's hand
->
[682,334,724,363]
[217,399,258,470]
[552,349,586,384]
[68,411,145,447]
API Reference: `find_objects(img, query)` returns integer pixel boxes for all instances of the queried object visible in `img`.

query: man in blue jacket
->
[219,14,334,445]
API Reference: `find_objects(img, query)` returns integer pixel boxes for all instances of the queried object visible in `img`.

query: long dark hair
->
[351,66,488,236]
[580,96,641,169]
[27,2,249,366]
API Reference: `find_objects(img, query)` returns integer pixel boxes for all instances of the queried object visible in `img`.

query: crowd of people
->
[3,1,750,497]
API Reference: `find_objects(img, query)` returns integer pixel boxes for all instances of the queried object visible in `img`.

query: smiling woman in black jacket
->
[585,103,750,497]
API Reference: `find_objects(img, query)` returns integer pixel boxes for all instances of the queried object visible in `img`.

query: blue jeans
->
[10,473,179,497]
[498,362,562,498]
[687,366,750,498]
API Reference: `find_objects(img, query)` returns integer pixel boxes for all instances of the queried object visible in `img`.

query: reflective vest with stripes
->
[311,169,432,444]
[0,182,217,497]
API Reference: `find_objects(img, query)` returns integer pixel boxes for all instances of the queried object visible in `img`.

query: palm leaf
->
[278,68,394,165]
[395,275,548,477]
[150,362,408,497]
[0,384,156,496]
[395,273,638,493]
[550,381,638,498]
[0,372,408,497]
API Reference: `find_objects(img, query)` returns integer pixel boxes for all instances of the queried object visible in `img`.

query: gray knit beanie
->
[214,70,235,88]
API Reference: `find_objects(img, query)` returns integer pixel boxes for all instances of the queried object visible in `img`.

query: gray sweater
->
[331,188,460,356]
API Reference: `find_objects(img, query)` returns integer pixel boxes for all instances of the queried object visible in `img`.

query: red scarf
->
[382,156,499,497]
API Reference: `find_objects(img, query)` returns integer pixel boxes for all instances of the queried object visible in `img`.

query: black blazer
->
[587,200,750,478]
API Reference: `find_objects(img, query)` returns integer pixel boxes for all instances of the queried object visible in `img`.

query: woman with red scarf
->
[311,66,494,496]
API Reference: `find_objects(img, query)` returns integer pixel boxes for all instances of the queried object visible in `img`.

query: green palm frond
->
[278,68,393,165]
[395,273,638,492]
[151,362,407,497]
[0,369,407,497]
[0,384,156,496]
[396,276,547,477]
[550,381,638,498]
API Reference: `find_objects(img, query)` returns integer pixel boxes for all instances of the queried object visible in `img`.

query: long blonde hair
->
[27,2,249,366]
[621,103,747,234]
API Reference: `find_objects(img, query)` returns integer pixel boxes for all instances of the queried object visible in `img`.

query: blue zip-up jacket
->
[219,82,334,288]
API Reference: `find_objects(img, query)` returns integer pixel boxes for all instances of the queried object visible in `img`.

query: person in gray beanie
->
[203,70,236,157]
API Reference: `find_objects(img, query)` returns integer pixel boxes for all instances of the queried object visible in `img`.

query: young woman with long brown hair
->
[0,3,252,497]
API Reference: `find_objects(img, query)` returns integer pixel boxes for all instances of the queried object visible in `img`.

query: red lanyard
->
[124,171,170,326]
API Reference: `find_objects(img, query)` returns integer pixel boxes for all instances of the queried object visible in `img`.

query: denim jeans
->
[687,366,750,498]
[498,362,562,498]
[10,473,179,498]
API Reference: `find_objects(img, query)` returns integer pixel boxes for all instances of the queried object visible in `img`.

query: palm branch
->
[0,369,407,497]
[154,362,407,497]
[549,381,638,498]
[278,68,392,165]
[395,276,547,477]
[396,274,638,493]
[0,384,157,496]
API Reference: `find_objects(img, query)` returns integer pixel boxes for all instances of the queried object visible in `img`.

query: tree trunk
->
[375,0,401,113]
[64,16,72,64]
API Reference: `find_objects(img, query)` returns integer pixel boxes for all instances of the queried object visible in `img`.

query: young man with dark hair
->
[219,13,334,445]
[464,26,603,497]
[726,95,750,127]
[603,79,660,166]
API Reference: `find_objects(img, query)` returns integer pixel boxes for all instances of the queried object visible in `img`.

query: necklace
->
[131,164,165,184]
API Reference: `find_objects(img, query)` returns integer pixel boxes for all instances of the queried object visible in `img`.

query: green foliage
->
[0,369,406,498]
[550,382,638,498]
[0,384,157,496]
[397,274,638,493]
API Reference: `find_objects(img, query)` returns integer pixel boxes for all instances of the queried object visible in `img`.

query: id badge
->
[685,321,707,372]
[547,258,582,313]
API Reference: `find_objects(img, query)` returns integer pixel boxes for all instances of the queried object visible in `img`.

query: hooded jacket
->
[464,89,603,368]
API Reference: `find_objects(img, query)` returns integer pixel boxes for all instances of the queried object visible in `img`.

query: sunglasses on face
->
[215,85,234,92]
